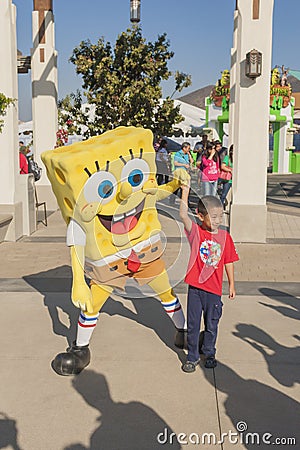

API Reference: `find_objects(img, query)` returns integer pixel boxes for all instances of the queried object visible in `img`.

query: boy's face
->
[198,206,223,232]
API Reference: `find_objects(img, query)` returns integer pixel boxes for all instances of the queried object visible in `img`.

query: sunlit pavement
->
[0,174,299,449]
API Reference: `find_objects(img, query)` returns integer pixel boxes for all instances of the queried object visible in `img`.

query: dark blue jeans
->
[187,286,223,362]
[220,181,232,206]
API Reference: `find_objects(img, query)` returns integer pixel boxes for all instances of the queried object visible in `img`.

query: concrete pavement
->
[0,174,299,450]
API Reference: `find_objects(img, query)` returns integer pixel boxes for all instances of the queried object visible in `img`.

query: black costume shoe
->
[52,342,90,376]
[174,329,187,350]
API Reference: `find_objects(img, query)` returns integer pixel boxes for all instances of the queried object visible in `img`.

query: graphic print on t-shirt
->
[199,239,221,267]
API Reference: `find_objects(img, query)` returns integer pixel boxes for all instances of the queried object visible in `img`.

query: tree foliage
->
[0,93,15,133]
[59,27,191,138]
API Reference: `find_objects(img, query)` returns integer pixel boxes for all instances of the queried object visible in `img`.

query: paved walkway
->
[0,175,299,449]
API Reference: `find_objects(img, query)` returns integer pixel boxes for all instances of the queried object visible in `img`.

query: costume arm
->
[156,168,190,201]
[70,245,93,313]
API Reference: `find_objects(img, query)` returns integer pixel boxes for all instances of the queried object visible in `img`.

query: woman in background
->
[200,143,220,196]
[156,139,170,185]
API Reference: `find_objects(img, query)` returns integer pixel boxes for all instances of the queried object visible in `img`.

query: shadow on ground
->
[24,266,77,346]
[63,370,180,450]
[267,177,300,209]
[233,323,300,387]
[258,287,300,321]
[23,267,185,363]
[0,413,22,450]
[199,361,300,449]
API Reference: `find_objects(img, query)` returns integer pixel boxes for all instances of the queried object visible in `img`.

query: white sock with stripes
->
[76,312,99,347]
[162,298,186,330]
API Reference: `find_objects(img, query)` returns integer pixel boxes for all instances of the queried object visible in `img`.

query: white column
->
[277,123,290,173]
[229,0,274,242]
[0,1,23,240]
[31,4,58,209]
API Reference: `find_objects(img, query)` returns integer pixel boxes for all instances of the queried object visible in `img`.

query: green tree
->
[0,93,15,133]
[60,27,191,138]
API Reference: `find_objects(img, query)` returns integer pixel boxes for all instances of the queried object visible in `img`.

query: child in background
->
[201,143,220,196]
[179,186,239,372]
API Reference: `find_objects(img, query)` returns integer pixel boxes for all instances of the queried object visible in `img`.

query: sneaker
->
[182,359,200,373]
[204,356,217,369]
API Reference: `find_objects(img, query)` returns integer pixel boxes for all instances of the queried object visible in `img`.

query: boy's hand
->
[229,285,236,299]
[181,183,190,193]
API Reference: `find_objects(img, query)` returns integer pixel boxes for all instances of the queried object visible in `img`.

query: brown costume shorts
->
[85,239,166,289]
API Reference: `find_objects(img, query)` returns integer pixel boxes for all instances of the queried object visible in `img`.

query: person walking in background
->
[201,134,209,153]
[200,143,220,196]
[219,144,233,208]
[191,142,200,167]
[19,150,28,174]
[169,142,191,205]
[173,142,192,171]
[155,139,170,185]
[153,136,162,152]
[19,140,28,156]
[214,140,227,164]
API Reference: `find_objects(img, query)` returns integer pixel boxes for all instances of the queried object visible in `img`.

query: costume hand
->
[72,281,93,313]
[173,168,191,186]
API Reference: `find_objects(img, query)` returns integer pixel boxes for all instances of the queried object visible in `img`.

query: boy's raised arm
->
[180,184,193,233]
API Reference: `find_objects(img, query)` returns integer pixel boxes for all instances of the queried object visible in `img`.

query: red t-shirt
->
[19,153,28,174]
[185,221,239,295]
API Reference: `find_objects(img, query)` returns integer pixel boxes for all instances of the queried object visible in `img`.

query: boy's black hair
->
[197,195,222,216]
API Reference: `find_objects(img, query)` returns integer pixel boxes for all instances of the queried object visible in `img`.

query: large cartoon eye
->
[128,169,144,187]
[83,171,117,204]
[121,159,150,191]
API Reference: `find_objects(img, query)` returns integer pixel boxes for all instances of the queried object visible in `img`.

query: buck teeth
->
[113,214,125,222]
[126,208,136,217]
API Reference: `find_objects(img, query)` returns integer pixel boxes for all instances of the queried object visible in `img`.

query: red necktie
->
[127,250,141,273]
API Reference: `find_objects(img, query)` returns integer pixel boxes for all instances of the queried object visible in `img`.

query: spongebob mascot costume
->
[42,127,189,375]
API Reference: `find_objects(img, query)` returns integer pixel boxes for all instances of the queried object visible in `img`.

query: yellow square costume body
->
[42,126,189,375]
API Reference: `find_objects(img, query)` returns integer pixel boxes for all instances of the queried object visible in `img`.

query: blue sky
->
[15,0,300,121]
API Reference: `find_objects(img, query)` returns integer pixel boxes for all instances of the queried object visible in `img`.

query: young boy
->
[179,185,239,372]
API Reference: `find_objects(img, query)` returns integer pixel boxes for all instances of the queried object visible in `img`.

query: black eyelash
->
[84,167,92,177]
[95,161,100,171]
[119,155,127,165]
[139,148,143,158]
[129,149,134,159]
[106,161,110,172]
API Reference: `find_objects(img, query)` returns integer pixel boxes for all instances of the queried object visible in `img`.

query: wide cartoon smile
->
[97,199,145,234]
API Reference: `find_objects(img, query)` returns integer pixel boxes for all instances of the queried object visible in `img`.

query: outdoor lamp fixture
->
[245,49,262,79]
[130,0,141,23]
